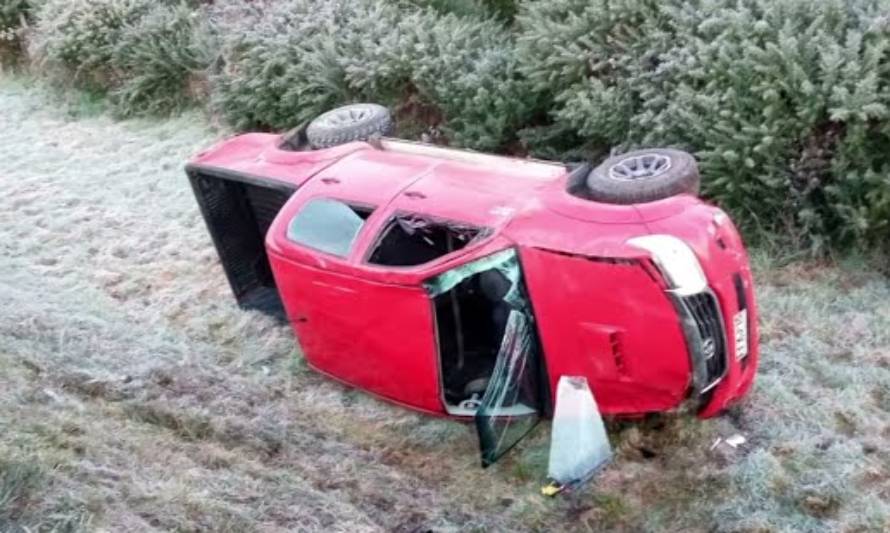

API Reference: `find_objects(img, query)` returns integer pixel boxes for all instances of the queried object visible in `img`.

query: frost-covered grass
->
[0,77,888,532]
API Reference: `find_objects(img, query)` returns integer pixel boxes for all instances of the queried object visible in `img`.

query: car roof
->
[314,142,568,228]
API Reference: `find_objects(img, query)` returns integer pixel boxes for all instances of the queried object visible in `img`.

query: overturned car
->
[186,104,758,467]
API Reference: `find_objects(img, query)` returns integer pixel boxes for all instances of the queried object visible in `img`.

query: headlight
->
[627,235,707,296]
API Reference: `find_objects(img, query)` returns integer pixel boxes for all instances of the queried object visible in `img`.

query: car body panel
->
[268,251,443,413]
[265,179,521,414]
[189,133,368,189]
[518,247,693,415]
[645,205,760,417]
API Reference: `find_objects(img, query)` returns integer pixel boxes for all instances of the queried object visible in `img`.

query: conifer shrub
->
[32,0,152,86]
[210,0,398,130]
[402,11,535,150]
[407,0,518,21]
[111,3,216,116]
[516,0,675,149]
[0,0,28,34]
[517,0,890,250]
[29,0,215,115]
[656,0,890,250]
[0,0,32,59]
[212,0,533,150]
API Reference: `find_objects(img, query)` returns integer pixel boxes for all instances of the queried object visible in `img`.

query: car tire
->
[306,103,393,149]
[585,148,700,204]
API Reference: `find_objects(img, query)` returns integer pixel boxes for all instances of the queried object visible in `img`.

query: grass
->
[0,75,888,532]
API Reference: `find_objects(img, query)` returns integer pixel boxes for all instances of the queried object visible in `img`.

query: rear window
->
[287,198,373,257]
[367,214,482,267]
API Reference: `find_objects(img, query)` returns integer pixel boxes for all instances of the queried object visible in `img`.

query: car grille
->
[679,291,728,392]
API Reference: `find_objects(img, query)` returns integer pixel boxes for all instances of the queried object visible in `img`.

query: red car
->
[187,104,758,466]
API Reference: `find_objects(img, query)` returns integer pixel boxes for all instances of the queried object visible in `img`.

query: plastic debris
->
[544,376,612,494]
[725,434,746,448]
[540,481,563,497]
[711,433,747,451]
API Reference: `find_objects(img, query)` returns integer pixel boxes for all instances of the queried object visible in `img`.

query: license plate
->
[733,310,748,360]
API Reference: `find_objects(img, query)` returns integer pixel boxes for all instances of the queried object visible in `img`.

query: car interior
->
[368,214,481,266]
[434,268,513,414]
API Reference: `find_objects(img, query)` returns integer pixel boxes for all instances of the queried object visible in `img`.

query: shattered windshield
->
[287,198,373,257]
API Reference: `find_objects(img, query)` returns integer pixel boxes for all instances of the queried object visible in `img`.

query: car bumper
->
[639,205,759,417]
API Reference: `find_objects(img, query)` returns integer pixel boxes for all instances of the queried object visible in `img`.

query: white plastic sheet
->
[547,376,612,486]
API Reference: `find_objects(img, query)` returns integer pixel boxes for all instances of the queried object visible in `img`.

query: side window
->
[287,198,373,257]
[367,214,483,267]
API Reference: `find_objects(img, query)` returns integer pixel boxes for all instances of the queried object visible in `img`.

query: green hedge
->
[111,3,215,116]
[408,0,519,21]
[8,0,890,253]
[33,0,152,86]
[210,0,532,150]
[517,0,890,251]
[210,1,400,131]
[26,0,214,115]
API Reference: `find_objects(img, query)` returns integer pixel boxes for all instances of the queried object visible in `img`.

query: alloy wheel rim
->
[608,153,672,180]
[320,106,371,128]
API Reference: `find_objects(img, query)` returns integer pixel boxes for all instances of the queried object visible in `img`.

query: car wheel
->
[306,103,393,149]
[585,148,700,204]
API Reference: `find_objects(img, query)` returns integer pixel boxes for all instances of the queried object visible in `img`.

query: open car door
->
[425,249,546,467]
[475,308,544,466]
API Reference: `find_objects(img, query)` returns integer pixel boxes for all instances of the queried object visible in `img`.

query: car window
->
[287,198,373,257]
[475,309,542,467]
[367,214,483,267]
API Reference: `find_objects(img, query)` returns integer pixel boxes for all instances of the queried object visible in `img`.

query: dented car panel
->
[645,205,759,417]
[187,132,760,457]
[517,246,693,415]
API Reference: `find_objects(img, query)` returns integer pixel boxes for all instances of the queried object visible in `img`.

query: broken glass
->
[426,248,545,465]
[424,248,523,308]
[368,214,482,266]
[474,309,542,467]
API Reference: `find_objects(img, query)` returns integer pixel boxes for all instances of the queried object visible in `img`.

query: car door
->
[265,193,444,414]
[422,248,546,466]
